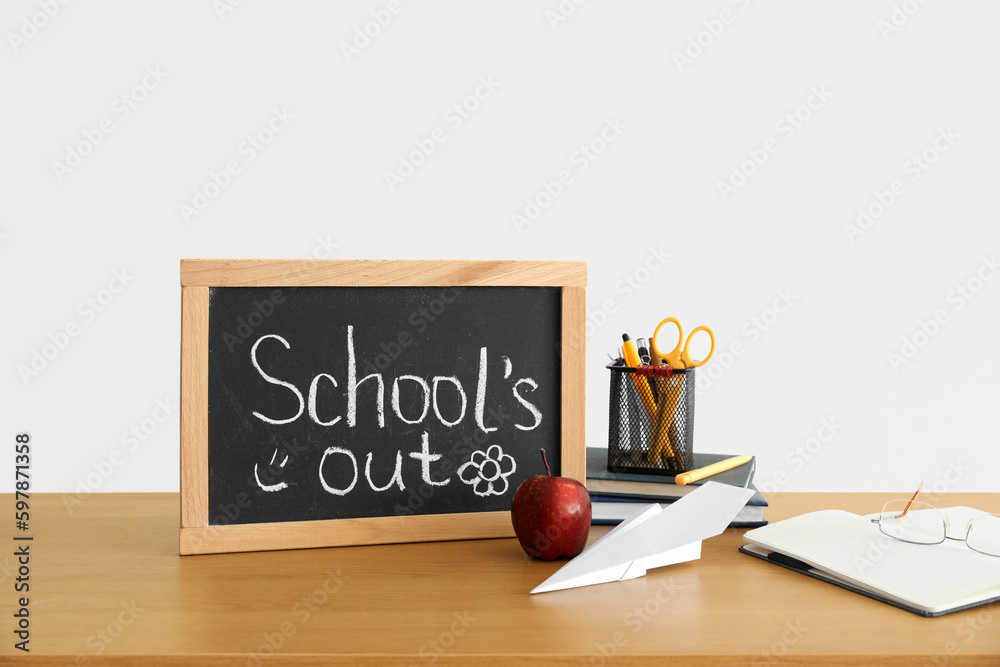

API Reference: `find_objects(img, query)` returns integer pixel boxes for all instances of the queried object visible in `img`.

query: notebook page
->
[744,510,1000,614]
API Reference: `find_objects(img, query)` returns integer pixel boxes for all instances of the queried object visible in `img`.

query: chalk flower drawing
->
[458,445,516,497]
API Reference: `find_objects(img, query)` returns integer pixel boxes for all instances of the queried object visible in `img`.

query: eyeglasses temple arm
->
[895,482,924,519]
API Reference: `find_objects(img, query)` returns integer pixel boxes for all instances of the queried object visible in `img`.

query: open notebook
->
[741,508,1000,617]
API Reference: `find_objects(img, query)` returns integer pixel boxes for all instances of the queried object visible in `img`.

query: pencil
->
[675,455,753,486]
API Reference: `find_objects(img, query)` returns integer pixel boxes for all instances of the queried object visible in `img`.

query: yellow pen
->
[621,333,642,367]
[622,334,657,420]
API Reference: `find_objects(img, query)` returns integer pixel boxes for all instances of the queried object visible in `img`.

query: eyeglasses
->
[870,483,1000,557]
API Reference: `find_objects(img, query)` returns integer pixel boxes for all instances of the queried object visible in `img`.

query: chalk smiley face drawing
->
[255,448,290,492]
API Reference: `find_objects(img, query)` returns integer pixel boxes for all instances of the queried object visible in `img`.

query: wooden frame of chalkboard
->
[179,259,586,555]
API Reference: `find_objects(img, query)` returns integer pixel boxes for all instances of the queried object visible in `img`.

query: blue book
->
[590,490,768,528]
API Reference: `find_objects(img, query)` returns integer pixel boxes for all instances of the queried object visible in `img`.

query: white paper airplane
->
[531,481,757,594]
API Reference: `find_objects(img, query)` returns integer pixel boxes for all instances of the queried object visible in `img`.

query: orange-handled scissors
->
[646,317,715,463]
[651,317,716,369]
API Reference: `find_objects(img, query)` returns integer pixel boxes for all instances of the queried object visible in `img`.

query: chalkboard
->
[208,285,562,524]
[180,260,586,555]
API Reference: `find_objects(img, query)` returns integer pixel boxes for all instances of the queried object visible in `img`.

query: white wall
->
[3,1,998,495]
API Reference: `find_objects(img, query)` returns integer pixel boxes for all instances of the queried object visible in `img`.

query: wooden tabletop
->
[3,492,999,666]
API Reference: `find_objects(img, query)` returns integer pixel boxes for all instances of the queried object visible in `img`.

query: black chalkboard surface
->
[179,259,586,555]
[207,286,562,525]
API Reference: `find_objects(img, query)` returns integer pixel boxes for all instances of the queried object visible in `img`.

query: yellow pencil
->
[675,455,753,486]
[648,373,680,462]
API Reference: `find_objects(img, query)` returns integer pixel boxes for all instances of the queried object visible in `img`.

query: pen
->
[622,334,657,420]
[635,337,658,403]
[621,333,641,367]
[636,338,651,365]
[675,455,753,486]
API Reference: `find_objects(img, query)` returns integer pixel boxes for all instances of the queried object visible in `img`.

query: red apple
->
[511,449,591,560]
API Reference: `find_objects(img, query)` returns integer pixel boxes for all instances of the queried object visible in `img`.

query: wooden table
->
[3,493,998,665]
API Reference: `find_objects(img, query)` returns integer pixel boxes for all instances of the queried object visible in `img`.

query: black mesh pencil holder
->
[607,363,696,475]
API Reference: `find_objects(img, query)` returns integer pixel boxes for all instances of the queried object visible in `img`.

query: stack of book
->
[586,447,767,528]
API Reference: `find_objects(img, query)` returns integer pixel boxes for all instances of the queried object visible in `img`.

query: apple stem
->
[540,448,551,476]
